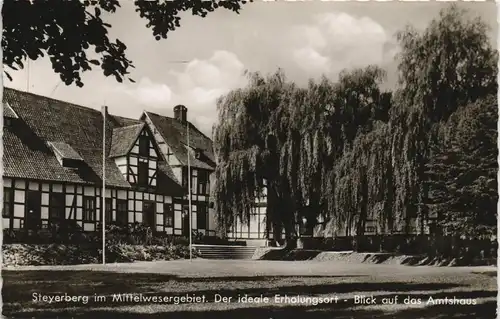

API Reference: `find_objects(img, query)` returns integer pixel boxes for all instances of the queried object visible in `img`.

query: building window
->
[143,201,155,228]
[25,191,42,230]
[3,188,12,217]
[139,135,149,157]
[83,197,96,222]
[197,170,209,195]
[102,198,112,224]
[164,203,174,227]
[49,193,65,221]
[197,203,207,230]
[116,199,128,225]
[138,161,149,186]
[366,226,376,233]
[182,167,196,191]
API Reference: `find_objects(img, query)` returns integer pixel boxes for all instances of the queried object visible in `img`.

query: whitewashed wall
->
[1,177,208,235]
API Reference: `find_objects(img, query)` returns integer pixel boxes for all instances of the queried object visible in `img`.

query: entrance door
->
[25,191,41,231]
[143,201,155,230]
[182,207,190,237]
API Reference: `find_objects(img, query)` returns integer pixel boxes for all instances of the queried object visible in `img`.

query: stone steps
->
[193,244,257,260]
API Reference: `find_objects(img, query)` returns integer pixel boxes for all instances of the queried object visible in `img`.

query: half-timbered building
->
[2,88,186,234]
[2,88,269,244]
[143,106,268,244]
[142,107,217,237]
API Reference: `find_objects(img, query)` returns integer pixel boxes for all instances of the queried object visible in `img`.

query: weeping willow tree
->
[212,70,297,241]
[213,4,497,244]
[389,4,497,233]
[213,66,388,244]
[321,66,391,236]
[330,122,393,237]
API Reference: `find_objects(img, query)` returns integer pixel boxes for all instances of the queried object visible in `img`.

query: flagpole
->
[187,118,193,262]
[102,106,106,265]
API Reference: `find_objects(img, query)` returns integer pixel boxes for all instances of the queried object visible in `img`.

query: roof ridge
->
[112,122,144,130]
[4,87,138,125]
[3,88,188,189]
[109,122,145,158]
[4,87,105,115]
[145,110,174,120]
[145,110,212,142]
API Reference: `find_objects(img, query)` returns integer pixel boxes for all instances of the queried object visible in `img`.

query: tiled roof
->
[109,123,145,158]
[48,141,84,161]
[3,121,102,184]
[110,115,142,127]
[145,111,215,171]
[2,88,183,193]
[157,161,184,196]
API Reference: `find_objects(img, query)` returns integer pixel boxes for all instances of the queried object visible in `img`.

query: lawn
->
[2,260,497,318]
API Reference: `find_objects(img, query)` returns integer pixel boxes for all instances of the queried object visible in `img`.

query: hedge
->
[2,222,201,266]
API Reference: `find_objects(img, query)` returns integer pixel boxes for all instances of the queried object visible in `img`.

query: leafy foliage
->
[2,0,251,86]
[2,223,201,266]
[390,4,498,234]
[423,95,497,237]
[213,66,389,242]
[395,4,497,122]
[213,5,497,244]
[2,242,199,266]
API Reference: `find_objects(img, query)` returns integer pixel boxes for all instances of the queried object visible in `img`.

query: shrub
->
[2,242,200,267]
[2,222,203,266]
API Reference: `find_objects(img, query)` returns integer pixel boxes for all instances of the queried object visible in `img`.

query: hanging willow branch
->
[212,5,497,241]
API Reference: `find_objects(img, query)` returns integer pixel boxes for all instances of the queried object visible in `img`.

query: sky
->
[4,1,498,136]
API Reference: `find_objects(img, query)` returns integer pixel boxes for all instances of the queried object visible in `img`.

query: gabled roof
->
[144,111,216,171]
[3,88,128,188]
[2,88,183,192]
[109,123,145,158]
[3,120,102,184]
[157,161,184,196]
[109,115,142,127]
[48,141,84,161]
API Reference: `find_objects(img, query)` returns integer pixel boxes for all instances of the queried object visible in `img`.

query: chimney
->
[174,104,187,122]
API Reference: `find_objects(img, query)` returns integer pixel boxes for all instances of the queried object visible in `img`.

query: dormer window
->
[184,144,204,161]
[4,101,19,127]
[195,150,202,159]
[47,141,84,168]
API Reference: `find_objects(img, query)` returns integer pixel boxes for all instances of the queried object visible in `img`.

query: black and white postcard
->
[1,1,497,318]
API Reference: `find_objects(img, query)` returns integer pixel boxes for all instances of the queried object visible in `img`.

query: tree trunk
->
[284,219,297,249]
